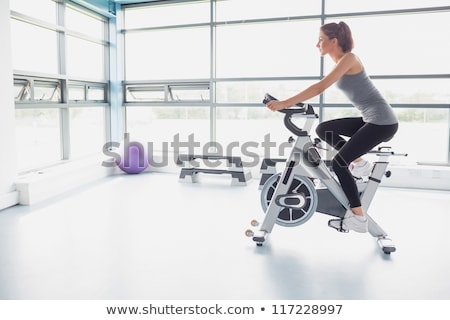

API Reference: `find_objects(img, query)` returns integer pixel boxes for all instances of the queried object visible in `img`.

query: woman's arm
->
[267,53,359,111]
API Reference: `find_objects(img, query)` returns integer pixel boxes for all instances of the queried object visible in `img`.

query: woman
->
[266,21,398,233]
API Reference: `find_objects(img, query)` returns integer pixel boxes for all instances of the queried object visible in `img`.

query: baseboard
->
[381,165,450,191]
[148,152,450,191]
[0,190,19,211]
[11,154,449,207]
[14,156,115,205]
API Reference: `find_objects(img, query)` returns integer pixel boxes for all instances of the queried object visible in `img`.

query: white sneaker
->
[343,214,368,233]
[349,160,372,178]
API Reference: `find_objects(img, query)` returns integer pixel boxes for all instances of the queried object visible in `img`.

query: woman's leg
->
[317,120,398,232]
[316,118,371,173]
[316,117,366,151]
[332,122,398,210]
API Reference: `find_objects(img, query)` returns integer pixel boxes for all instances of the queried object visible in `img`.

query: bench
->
[177,154,252,186]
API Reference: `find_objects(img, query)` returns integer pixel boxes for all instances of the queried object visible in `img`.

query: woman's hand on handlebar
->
[266,100,288,112]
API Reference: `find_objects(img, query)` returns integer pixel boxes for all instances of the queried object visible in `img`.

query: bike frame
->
[255,108,395,241]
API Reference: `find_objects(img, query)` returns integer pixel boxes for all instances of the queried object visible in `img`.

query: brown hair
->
[320,21,354,53]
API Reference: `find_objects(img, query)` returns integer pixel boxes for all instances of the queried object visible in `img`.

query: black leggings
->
[315,117,398,208]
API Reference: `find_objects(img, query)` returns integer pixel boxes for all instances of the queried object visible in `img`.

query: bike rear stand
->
[177,154,252,186]
[250,214,396,253]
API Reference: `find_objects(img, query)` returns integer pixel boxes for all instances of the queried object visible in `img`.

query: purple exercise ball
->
[116,142,149,174]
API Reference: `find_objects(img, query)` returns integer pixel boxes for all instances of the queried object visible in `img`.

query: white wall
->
[0,0,19,210]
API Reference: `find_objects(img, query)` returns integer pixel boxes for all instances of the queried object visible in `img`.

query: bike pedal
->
[328,218,349,233]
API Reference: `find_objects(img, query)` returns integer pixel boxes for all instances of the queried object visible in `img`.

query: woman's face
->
[316,31,334,56]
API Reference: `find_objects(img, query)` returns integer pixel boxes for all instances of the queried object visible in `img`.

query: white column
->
[0,0,18,210]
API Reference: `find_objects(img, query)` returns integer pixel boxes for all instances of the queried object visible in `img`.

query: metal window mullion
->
[57,1,70,160]
[103,16,110,88]
[448,113,450,165]
[84,84,89,101]
[108,3,125,142]
[318,0,326,122]
[209,0,216,144]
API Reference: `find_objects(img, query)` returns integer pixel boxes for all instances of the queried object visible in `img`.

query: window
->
[216,20,320,78]
[122,1,450,165]
[14,78,61,103]
[124,0,210,29]
[322,106,449,164]
[66,36,106,80]
[125,83,210,103]
[70,107,106,159]
[66,5,105,39]
[10,19,58,74]
[15,109,61,170]
[324,12,450,75]
[216,80,319,104]
[68,82,107,102]
[125,27,210,81]
[11,1,109,172]
[325,0,450,13]
[325,78,450,105]
[10,0,56,24]
[125,107,210,158]
[215,0,320,21]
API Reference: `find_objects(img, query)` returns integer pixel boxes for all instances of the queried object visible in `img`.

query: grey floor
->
[0,172,449,300]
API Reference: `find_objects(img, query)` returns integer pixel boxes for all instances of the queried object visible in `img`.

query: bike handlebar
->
[262,93,317,136]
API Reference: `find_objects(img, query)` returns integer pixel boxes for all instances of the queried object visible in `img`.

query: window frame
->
[11,0,110,171]
[120,1,450,165]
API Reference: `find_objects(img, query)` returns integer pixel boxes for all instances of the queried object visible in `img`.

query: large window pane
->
[325,79,450,104]
[326,0,450,13]
[125,107,210,158]
[322,108,449,164]
[15,109,61,171]
[216,20,320,77]
[10,0,56,24]
[216,80,320,104]
[66,6,105,40]
[66,36,105,79]
[216,107,322,162]
[216,0,320,21]
[393,108,449,164]
[12,1,109,172]
[217,107,282,148]
[11,20,58,74]
[324,12,450,75]
[70,107,105,159]
[121,1,450,168]
[125,27,210,80]
[124,0,210,29]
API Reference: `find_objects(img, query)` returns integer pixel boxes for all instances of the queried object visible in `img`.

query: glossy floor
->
[0,172,449,300]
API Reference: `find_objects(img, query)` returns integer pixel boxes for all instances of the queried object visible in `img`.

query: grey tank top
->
[336,69,398,125]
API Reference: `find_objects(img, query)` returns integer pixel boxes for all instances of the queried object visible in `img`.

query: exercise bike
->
[245,93,407,254]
